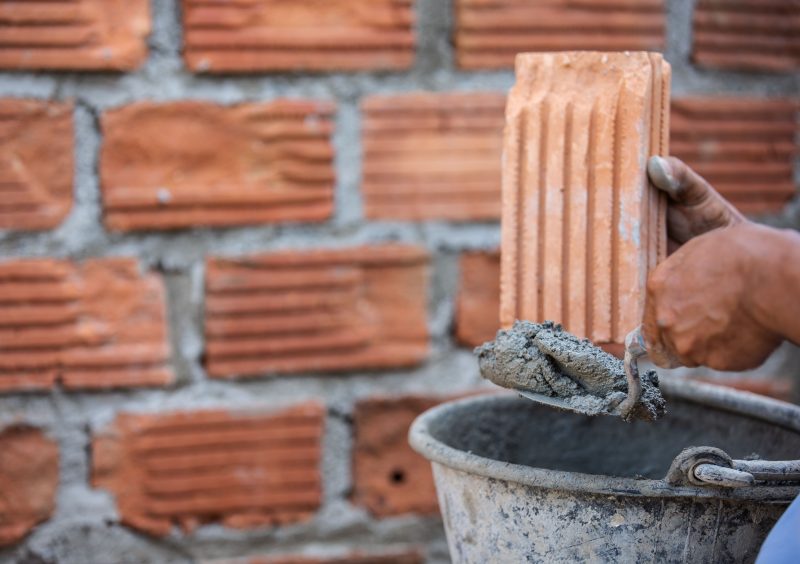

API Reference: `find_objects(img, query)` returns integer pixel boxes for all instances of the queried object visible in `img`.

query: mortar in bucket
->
[409,377,800,563]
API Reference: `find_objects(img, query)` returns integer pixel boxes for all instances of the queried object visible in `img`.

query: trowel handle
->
[617,326,648,420]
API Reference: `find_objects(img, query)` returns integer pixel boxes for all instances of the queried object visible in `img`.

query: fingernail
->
[647,156,677,193]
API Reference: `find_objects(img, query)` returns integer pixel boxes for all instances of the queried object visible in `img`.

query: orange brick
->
[501,52,670,347]
[672,98,799,216]
[455,0,665,69]
[361,92,505,221]
[92,402,325,536]
[231,551,423,564]
[0,0,149,71]
[455,251,500,348]
[205,245,429,378]
[0,258,172,392]
[0,100,73,231]
[182,0,415,73]
[0,426,58,547]
[101,100,336,231]
[692,0,799,73]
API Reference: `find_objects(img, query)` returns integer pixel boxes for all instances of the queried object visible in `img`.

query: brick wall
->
[0,0,798,563]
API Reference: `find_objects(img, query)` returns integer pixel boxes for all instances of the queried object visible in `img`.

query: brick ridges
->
[0,100,73,231]
[0,0,149,71]
[182,0,415,73]
[0,258,172,392]
[101,100,336,231]
[692,0,800,73]
[455,0,666,69]
[361,92,505,221]
[205,245,429,378]
[672,98,799,215]
[92,402,325,536]
[455,251,500,348]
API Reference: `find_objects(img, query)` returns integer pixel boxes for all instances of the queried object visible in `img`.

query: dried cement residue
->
[475,321,666,421]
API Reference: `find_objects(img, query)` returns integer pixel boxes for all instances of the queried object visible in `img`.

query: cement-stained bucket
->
[409,378,800,563]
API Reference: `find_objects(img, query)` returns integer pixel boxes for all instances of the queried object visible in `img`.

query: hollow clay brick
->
[0,426,58,546]
[182,0,416,73]
[224,551,424,564]
[0,100,73,231]
[455,251,500,348]
[361,92,505,221]
[92,402,325,536]
[205,245,429,378]
[0,258,172,392]
[455,0,666,70]
[501,52,670,347]
[0,0,149,71]
[692,0,799,73]
[101,100,336,232]
[672,98,799,216]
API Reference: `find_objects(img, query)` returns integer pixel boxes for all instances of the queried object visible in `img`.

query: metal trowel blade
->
[516,390,611,417]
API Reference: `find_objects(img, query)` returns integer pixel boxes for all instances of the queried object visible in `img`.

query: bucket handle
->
[666,447,800,488]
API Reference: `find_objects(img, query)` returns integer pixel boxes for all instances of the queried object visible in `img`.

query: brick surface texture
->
[0,258,172,391]
[182,0,416,73]
[92,402,325,536]
[455,251,500,348]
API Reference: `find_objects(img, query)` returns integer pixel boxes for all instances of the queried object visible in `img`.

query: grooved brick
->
[455,0,666,69]
[92,402,325,536]
[501,52,670,346]
[205,245,429,378]
[672,98,799,215]
[101,100,336,232]
[182,0,416,73]
[361,93,505,221]
[0,0,149,71]
[224,551,423,564]
[0,426,58,546]
[0,100,73,231]
[455,251,500,348]
[0,258,172,392]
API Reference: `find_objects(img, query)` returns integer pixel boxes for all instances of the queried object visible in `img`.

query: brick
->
[0,0,149,71]
[361,92,505,221]
[672,98,799,216]
[455,251,500,348]
[692,0,800,73]
[182,0,415,73]
[228,551,423,564]
[0,426,58,546]
[455,0,666,70]
[205,245,429,378]
[92,402,325,536]
[0,100,73,231]
[101,100,336,232]
[0,258,172,392]
[501,52,670,347]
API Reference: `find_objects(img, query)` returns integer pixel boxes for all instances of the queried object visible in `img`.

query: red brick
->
[233,551,423,564]
[182,0,415,73]
[0,258,172,392]
[455,0,665,69]
[0,100,73,231]
[0,0,149,71]
[690,376,794,402]
[672,98,799,216]
[455,251,500,348]
[0,426,58,546]
[101,100,336,232]
[92,402,325,536]
[361,92,505,221]
[501,52,670,347]
[204,245,429,378]
[692,0,799,73]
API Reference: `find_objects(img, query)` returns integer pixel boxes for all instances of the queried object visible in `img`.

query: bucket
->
[409,378,800,563]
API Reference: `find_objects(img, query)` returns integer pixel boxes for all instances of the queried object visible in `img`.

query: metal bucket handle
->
[666,446,800,488]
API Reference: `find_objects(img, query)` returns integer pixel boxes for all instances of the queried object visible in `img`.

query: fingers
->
[642,268,685,369]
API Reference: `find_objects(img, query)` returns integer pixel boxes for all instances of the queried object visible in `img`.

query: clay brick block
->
[182,0,415,73]
[0,426,58,546]
[501,52,670,347]
[455,0,666,69]
[0,100,73,231]
[92,402,325,536]
[0,258,172,392]
[692,0,799,73]
[361,92,505,221]
[205,245,429,378]
[232,551,423,564]
[672,98,799,216]
[455,251,500,348]
[0,0,149,71]
[101,100,335,232]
